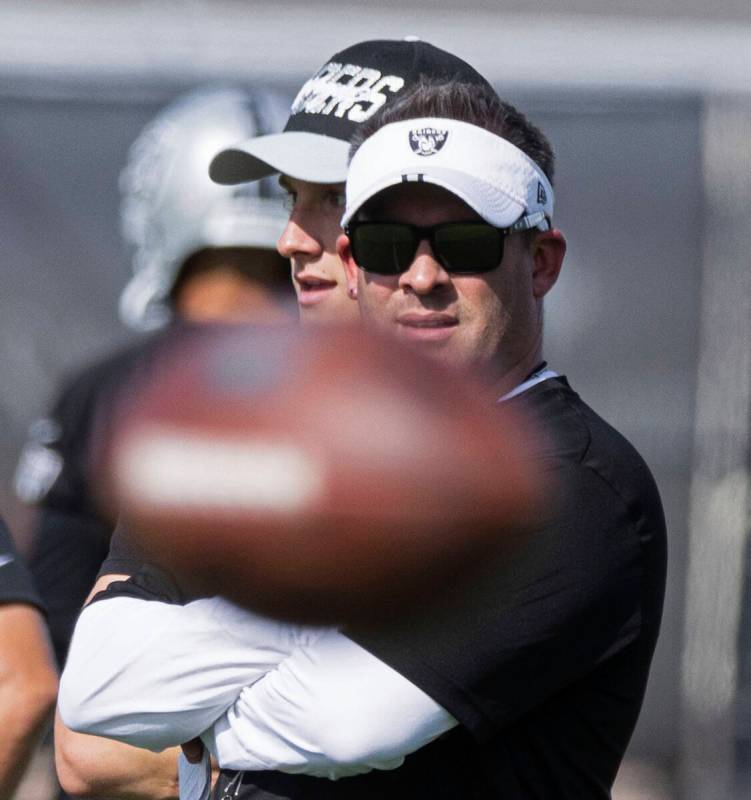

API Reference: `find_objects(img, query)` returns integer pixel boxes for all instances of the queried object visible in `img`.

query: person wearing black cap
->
[331,81,666,798]
[210,37,496,328]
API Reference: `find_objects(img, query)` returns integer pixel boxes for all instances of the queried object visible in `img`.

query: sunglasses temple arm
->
[510,211,550,232]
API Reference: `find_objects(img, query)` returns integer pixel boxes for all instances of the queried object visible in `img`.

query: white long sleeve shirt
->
[59,593,456,778]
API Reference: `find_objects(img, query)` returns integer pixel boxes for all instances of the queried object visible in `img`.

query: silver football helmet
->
[118,86,290,330]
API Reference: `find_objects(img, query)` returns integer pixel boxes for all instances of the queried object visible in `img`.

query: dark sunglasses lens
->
[434,224,504,273]
[352,224,417,275]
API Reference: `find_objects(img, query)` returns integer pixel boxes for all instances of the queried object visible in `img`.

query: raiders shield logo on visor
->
[409,127,449,156]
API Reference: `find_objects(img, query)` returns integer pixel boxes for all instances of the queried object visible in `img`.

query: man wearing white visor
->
[330,78,667,798]
[59,75,667,800]
[339,109,556,391]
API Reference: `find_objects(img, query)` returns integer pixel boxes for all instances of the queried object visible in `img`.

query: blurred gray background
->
[1,2,750,799]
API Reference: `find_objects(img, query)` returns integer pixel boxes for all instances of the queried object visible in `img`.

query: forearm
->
[0,684,56,800]
[59,592,322,750]
[0,606,58,800]
[55,712,179,800]
[55,575,181,799]
[203,629,457,779]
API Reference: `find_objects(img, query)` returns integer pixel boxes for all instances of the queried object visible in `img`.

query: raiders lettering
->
[291,61,405,123]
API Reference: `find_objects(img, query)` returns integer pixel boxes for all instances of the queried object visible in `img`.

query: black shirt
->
[104,376,667,799]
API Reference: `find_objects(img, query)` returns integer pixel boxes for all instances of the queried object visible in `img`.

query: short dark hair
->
[349,78,555,185]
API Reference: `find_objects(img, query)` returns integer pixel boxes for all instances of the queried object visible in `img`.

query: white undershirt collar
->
[497,367,559,403]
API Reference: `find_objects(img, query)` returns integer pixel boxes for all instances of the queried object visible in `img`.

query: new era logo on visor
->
[409,128,449,157]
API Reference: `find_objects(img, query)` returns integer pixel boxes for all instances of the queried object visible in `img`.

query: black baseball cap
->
[209,37,495,186]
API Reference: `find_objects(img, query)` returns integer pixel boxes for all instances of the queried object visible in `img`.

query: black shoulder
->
[14,329,172,508]
[89,563,186,607]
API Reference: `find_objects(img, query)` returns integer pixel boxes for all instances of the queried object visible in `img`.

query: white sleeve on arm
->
[202,628,458,780]
[58,595,325,751]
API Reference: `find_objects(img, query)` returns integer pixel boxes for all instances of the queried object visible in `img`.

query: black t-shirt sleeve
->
[97,520,150,578]
[89,562,185,607]
[0,519,45,611]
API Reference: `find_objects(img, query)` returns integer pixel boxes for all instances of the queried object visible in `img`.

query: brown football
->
[94,322,544,624]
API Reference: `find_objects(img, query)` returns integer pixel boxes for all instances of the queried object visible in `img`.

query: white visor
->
[209,132,350,185]
[341,117,554,229]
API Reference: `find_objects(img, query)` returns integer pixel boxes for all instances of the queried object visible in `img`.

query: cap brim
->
[210,132,350,185]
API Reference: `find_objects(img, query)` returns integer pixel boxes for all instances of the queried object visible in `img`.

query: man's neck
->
[485,350,547,400]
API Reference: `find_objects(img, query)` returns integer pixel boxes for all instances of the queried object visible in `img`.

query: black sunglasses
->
[345,213,547,276]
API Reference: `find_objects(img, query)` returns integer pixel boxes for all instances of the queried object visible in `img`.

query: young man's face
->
[340,183,556,385]
[172,247,296,325]
[277,177,359,326]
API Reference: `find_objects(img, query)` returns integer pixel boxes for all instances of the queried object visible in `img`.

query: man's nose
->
[398,240,451,294]
[277,214,322,260]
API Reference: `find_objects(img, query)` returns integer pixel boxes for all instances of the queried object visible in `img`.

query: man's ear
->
[531,229,566,299]
[336,233,360,298]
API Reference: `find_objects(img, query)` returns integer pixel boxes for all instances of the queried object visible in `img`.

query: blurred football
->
[94,321,544,624]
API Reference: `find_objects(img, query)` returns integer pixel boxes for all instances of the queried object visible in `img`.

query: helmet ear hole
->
[118,86,293,331]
